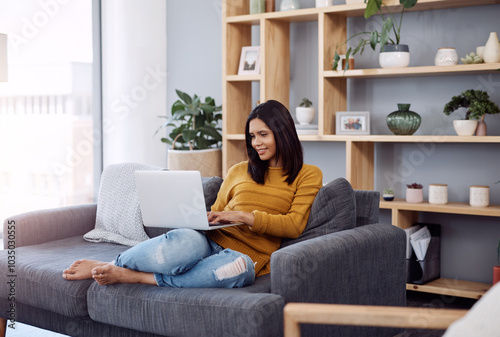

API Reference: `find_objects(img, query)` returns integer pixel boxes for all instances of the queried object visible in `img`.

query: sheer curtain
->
[101,0,167,168]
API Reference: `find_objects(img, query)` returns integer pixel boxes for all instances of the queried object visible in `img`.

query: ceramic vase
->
[483,32,500,63]
[250,0,265,14]
[316,0,333,7]
[406,188,423,203]
[494,266,500,285]
[386,104,421,135]
[434,48,458,66]
[280,0,300,11]
[379,44,410,68]
[476,116,487,136]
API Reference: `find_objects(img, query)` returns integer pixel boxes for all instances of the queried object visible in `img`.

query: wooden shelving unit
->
[222,0,500,299]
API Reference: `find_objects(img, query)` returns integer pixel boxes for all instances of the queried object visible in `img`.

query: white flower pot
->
[296,107,316,125]
[453,120,478,136]
[379,44,410,68]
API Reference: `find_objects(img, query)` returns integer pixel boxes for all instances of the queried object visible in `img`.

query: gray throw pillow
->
[281,177,356,248]
[84,162,163,246]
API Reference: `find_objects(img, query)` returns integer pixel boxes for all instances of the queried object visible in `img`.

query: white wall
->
[102,0,167,167]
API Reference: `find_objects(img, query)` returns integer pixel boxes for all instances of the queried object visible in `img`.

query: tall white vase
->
[483,32,500,63]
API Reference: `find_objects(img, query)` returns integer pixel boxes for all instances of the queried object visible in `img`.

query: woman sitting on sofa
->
[62,99,323,288]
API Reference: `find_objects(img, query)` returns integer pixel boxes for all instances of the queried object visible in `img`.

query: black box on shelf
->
[406,223,441,285]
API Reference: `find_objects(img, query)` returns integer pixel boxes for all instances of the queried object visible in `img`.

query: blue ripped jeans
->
[114,228,255,288]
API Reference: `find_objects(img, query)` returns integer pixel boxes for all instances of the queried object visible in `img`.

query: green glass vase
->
[386,103,421,135]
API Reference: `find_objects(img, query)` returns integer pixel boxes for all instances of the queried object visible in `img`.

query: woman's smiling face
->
[248,118,280,167]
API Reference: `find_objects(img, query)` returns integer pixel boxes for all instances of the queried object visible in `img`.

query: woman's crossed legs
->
[62,228,255,288]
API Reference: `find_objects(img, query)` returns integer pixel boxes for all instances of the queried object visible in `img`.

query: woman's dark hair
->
[245,100,303,184]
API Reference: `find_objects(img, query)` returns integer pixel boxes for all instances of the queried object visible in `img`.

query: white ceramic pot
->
[379,44,410,68]
[453,120,478,136]
[483,32,500,63]
[406,188,423,203]
[316,0,333,7]
[280,0,300,11]
[434,48,458,66]
[296,107,316,125]
[469,185,489,207]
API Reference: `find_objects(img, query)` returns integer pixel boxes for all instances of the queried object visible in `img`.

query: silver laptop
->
[134,170,242,230]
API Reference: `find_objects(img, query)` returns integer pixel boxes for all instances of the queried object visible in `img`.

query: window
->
[0,0,97,226]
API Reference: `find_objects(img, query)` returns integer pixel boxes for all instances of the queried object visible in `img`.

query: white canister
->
[429,184,448,204]
[469,185,489,207]
[476,46,485,58]
[434,48,458,66]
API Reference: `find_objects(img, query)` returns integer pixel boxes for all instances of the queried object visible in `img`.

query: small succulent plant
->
[299,98,313,108]
[383,188,394,195]
[406,183,423,189]
[460,52,483,64]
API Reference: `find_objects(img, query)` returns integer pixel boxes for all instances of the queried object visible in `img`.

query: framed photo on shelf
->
[336,111,370,135]
[238,46,261,75]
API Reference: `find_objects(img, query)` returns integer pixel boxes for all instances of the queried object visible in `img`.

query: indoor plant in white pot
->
[333,0,418,71]
[156,89,223,177]
[443,89,500,136]
[296,98,315,125]
[383,187,395,201]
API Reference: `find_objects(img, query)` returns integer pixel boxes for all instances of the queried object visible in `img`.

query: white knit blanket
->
[84,162,163,246]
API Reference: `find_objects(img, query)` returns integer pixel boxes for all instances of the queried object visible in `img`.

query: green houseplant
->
[443,89,500,136]
[156,90,223,177]
[157,89,222,150]
[333,0,418,71]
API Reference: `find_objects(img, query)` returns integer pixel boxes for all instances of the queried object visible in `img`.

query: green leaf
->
[332,52,340,70]
[370,31,379,50]
[379,18,393,50]
[199,125,223,141]
[364,0,382,19]
[175,89,192,104]
[401,0,417,9]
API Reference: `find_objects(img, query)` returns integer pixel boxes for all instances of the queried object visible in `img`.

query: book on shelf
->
[295,124,318,135]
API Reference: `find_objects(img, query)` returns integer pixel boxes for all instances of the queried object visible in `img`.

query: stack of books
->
[295,124,318,135]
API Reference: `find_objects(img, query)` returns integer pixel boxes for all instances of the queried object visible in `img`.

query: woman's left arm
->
[251,166,323,239]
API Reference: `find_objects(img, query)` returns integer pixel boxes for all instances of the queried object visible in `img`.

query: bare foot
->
[62,259,110,280]
[92,264,157,286]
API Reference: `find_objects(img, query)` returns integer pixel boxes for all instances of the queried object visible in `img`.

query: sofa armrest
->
[271,223,406,307]
[3,203,97,248]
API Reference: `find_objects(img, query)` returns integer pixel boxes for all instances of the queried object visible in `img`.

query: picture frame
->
[238,46,261,75]
[335,111,370,135]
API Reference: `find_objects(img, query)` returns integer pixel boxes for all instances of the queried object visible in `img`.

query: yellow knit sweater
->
[207,161,323,277]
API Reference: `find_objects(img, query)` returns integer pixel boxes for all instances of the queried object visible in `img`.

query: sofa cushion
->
[281,177,356,248]
[84,162,163,246]
[87,275,283,337]
[0,236,129,318]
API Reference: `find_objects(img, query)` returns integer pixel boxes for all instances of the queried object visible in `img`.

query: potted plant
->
[406,182,423,203]
[443,89,500,136]
[156,89,223,177]
[383,187,395,201]
[296,98,315,125]
[333,0,418,71]
[494,240,500,285]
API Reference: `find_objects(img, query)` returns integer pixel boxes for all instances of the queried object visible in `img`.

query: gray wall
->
[166,0,500,283]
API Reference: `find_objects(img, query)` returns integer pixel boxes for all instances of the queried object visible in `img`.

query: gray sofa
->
[0,174,406,337]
